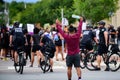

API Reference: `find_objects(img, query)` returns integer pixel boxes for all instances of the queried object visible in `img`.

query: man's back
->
[56,21,83,55]
[65,33,80,55]
[11,27,25,46]
[81,30,95,43]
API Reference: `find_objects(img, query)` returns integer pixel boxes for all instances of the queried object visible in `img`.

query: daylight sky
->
[4,0,39,3]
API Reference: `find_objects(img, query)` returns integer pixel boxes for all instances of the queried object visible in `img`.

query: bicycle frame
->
[40,51,51,73]
[14,46,26,74]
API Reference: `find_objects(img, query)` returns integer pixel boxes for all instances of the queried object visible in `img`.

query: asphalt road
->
[0,57,120,80]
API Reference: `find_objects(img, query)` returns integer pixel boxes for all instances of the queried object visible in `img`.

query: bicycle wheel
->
[108,52,120,72]
[79,53,85,69]
[14,63,21,73]
[86,53,97,71]
[19,55,24,74]
[40,56,51,73]
[14,55,21,73]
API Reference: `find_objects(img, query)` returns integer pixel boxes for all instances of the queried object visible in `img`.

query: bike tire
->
[79,53,85,69]
[14,56,21,73]
[108,52,120,72]
[85,53,97,71]
[40,56,51,73]
[19,55,24,74]
[14,63,21,73]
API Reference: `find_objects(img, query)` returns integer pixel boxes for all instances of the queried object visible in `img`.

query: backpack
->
[46,38,56,58]
[13,28,25,46]
[42,36,56,58]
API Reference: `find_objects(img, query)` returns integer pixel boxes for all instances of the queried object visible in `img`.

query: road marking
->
[53,66,66,69]
[7,66,66,70]
[8,66,14,69]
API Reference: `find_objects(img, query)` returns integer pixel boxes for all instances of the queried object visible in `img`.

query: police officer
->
[95,21,109,71]
[80,25,98,53]
[9,22,25,65]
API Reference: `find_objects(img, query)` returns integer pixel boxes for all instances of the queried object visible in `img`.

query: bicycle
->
[40,45,51,73]
[90,43,120,71]
[79,45,96,70]
[14,46,26,74]
[106,44,120,71]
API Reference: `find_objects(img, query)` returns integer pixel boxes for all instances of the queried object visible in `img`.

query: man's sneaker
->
[104,67,110,71]
[50,69,53,72]
[94,67,101,71]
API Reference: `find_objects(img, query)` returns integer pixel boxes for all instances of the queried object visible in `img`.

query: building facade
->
[111,0,120,28]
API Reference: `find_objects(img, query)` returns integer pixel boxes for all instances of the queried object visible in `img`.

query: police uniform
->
[80,29,96,51]
[10,27,25,51]
[98,27,108,55]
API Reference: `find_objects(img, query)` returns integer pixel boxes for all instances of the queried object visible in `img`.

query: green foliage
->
[0,0,5,25]
[18,0,75,26]
[9,1,25,23]
[8,0,119,26]
[73,0,119,24]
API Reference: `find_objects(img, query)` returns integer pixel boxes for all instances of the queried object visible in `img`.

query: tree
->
[73,0,119,24]
[20,0,75,25]
[0,0,5,24]
[9,1,25,24]
[0,0,4,11]
[9,0,119,26]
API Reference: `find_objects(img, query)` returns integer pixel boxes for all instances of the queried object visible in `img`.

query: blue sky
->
[4,0,39,3]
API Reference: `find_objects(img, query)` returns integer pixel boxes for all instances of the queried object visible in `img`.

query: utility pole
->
[61,9,64,54]
[24,0,26,9]
[4,0,9,26]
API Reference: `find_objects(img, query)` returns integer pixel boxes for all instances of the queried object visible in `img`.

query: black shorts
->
[25,45,31,54]
[0,40,9,49]
[13,45,18,51]
[80,41,93,51]
[66,53,80,67]
[1,43,9,49]
[55,40,62,46]
[98,44,108,55]
[32,45,41,53]
[13,45,25,52]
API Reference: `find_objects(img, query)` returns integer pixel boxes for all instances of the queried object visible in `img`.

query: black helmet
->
[86,24,93,28]
[98,21,105,26]
[13,22,19,27]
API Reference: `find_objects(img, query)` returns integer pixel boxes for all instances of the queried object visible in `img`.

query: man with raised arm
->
[55,17,83,80]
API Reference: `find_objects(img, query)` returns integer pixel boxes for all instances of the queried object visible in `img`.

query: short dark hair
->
[68,25,76,33]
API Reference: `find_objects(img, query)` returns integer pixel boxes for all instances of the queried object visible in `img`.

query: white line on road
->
[7,66,66,70]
